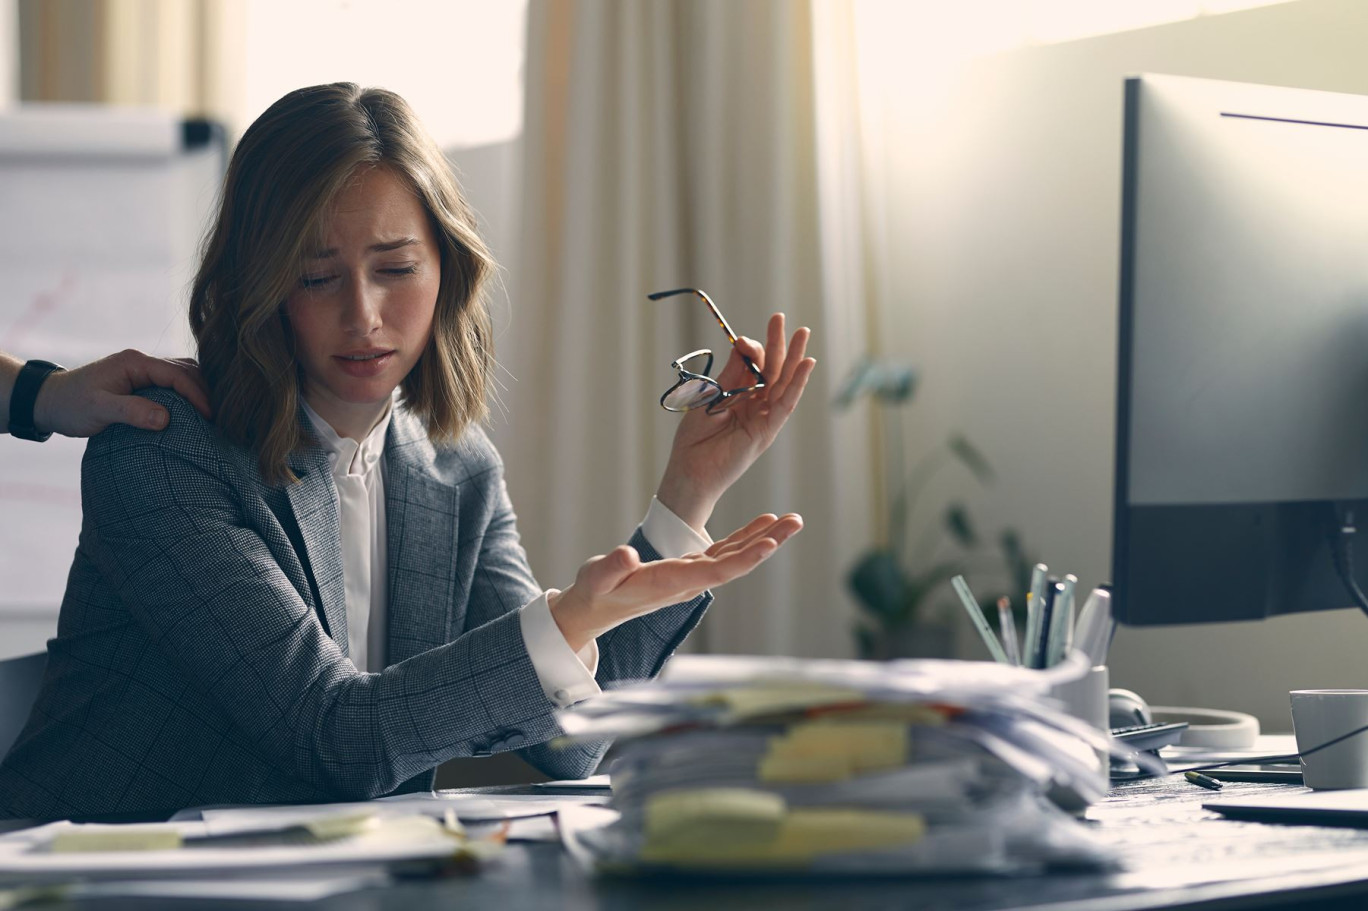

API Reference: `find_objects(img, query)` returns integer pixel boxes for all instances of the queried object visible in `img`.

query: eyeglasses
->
[650,288,766,414]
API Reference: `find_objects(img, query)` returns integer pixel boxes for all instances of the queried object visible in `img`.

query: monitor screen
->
[1113,74,1368,626]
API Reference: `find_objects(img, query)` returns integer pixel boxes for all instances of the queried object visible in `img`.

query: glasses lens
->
[663,377,720,412]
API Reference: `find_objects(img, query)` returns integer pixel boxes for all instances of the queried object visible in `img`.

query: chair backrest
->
[0,652,47,760]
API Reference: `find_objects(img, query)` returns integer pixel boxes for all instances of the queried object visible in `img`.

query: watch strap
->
[8,359,65,442]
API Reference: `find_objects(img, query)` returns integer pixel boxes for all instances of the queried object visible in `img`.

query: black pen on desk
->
[1184,770,1223,791]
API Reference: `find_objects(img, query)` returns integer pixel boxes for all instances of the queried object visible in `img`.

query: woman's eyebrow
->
[309,237,422,259]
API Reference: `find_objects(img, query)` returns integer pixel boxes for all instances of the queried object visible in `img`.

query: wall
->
[882,0,1368,730]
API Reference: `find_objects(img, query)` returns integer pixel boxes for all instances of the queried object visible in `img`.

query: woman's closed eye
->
[298,265,420,290]
[300,273,337,289]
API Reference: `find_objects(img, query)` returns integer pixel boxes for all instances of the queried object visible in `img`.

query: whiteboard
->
[0,106,224,619]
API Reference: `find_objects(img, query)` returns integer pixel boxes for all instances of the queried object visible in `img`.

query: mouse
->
[1109,688,1152,728]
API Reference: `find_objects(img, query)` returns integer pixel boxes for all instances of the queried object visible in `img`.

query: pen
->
[1076,586,1116,666]
[1023,563,1048,670]
[1034,580,1058,670]
[997,596,1021,666]
[950,575,1009,664]
[1074,587,1104,665]
[1045,574,1077,667]
[1184,770,1223,791]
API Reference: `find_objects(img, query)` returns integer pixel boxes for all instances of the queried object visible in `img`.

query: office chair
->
[0,652,47,760]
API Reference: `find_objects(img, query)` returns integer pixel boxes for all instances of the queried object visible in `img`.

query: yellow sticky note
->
[644,788,785,849]
[50,827,183,853]
[759,720,910,782]
[640,806,926,867]
[301,813,376,840]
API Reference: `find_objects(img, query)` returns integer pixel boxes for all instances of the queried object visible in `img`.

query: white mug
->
[1051,663,1110,774]
[1289,689,1368,790]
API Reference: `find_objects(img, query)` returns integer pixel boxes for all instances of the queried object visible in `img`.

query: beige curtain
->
[503,0,883,657]
[17,0,240,121]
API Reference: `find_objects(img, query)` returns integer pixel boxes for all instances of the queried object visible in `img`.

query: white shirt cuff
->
[642,496,713,558]
[519,590,601,708]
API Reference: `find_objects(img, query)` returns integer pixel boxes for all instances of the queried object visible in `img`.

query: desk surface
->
[23,777,1368,911]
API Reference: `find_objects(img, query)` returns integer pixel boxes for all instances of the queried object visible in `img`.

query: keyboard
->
[1111,720,1189,753]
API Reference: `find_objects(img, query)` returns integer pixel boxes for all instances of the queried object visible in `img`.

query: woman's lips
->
[333,350,395,378]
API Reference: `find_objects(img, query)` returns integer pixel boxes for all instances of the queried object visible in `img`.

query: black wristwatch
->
[7,359,65,442]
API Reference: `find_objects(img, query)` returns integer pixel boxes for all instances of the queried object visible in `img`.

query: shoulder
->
[84,388,238,479]
[79,389,255,524]
[387,407,502,488]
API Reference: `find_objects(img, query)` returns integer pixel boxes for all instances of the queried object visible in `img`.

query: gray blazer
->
[0,390,709,820]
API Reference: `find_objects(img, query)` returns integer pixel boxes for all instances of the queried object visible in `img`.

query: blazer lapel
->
[384,409,459,664]
[285,445,350,654]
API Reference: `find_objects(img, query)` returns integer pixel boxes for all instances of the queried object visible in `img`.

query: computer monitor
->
[1113,74,1368,626]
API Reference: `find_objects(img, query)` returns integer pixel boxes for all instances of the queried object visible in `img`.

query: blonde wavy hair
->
[189,83,495,485]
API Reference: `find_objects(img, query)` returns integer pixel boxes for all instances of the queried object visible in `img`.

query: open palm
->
[549,513,805,651]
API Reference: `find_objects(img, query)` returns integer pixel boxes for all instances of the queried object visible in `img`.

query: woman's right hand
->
[547,513,804,653]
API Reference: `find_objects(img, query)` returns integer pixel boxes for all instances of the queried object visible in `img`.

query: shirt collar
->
[301,397,392,479]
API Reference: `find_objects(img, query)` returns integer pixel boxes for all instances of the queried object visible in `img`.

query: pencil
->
[997,596,1021,666]
[950,575,1009,664]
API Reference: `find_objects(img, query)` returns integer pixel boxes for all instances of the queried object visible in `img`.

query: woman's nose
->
[339,275,383,335]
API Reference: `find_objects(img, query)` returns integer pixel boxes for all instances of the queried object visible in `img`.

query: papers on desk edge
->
[554,652,1156,876]
[0,781,610,886]
[0,813,471,883]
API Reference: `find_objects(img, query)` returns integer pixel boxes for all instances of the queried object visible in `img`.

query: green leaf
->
[832,357,919,409]
[943,502,978,548]
[832,356,875,410]
[947,434,994,484]
[847,549,909,623]
[870,362,918,404]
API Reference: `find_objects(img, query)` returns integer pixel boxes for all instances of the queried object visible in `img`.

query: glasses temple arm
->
[648,287,743,346]
[649,287,766,384]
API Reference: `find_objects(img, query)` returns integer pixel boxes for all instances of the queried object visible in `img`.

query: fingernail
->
[149,409,167,429]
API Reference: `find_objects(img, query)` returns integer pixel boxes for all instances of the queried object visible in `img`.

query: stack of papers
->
[0,798,513,904]
[556,652,1141,875]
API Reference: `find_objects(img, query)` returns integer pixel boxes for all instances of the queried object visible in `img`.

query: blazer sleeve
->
[80,399,570,800]
[458,454,710,780]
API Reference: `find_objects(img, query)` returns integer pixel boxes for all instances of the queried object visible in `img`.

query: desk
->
[18,777,1368,910]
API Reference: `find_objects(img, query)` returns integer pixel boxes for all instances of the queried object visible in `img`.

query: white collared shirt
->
[302,399,391,673]
[301,401,712,706]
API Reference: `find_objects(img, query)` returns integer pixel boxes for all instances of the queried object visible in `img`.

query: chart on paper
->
[0,109,222,642]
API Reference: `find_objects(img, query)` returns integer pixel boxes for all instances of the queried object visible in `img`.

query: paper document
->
[554,653,1123,875]
[0,814,470,883]
[0,871,388,905]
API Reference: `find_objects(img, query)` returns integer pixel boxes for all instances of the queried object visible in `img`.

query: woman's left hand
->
[655,313,816,531]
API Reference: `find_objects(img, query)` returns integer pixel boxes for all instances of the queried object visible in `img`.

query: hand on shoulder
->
[30,349,211,438]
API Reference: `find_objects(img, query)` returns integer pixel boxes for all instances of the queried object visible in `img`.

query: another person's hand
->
[655,313,816,531]
[548,512,804,652]
[33,349,212,438]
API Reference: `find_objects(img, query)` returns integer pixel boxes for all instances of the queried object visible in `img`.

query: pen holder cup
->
[1049,662,1110,772]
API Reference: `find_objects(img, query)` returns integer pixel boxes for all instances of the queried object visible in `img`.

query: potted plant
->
[834,357,1034,660]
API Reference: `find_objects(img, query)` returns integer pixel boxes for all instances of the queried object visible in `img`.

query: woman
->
[0,84,814,820]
